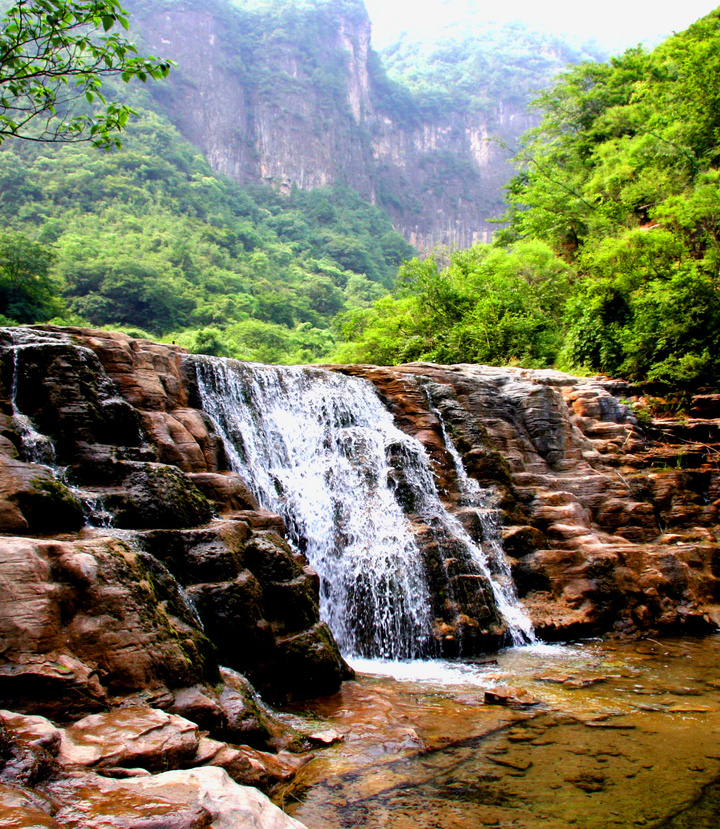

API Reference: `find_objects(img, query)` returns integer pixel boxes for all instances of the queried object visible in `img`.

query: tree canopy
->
[0,0,171,147]
[336,9,720,389]
[0,106,414,362]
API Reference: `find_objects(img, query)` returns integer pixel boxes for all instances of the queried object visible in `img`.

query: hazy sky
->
[363,0,720,52]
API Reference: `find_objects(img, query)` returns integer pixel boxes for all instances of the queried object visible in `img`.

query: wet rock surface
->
[1,325,719,825]
[43,766,307,829]
[0,705,313,828]
[333,363,720,642]
[0,327,349,707]
[0,326,353,828]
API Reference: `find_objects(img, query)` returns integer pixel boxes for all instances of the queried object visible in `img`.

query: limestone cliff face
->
[140,3,377,199]
[370,105,533,249]
[135,0,532,250]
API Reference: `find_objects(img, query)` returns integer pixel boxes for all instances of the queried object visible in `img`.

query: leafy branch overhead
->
[0,0,172,147]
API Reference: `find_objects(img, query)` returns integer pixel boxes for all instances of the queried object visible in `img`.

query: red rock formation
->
[0,325,718,827]
[332,363,720,641]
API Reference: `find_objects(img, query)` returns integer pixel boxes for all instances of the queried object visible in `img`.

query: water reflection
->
[282,636,720,828]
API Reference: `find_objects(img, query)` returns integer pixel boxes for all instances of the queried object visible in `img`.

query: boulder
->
[103,464,213,529]
[0,783,60,828]
[0,456,84,535]
[131,767,308,829]
[40,766,310,829]
[44,771,212,829]
[0,535,217,718]
[0,711,62,756]
[58,708,200,772]
[201,744,310,791]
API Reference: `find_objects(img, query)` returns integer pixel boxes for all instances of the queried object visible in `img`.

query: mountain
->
[131,0,595,250]
[0,0,604,360]
[337,8,720,390]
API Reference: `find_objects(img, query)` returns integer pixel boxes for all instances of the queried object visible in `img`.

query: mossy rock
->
[104,463,213,529]
[16,476,85,533]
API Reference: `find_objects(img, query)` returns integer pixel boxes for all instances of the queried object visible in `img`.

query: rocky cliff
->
[1,325,718,825]
[0,326,351,828]
[135,0,532,250]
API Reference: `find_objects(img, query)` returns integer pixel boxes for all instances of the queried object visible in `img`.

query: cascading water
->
[190,356,535,658]
[3,329,113,528]
[191,357,434,659]
[431,404,536,646]
[8,343,58,466]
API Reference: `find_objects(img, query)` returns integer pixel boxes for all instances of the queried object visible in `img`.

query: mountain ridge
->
[130,0,583,250]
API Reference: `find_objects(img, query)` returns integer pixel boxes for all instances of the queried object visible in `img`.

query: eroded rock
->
[0,535,217,717]
[58,708,200,771]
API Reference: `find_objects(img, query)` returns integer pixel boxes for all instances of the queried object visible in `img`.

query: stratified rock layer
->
[0,326,350,712]
[0,324,718,826]
[332,363,720,640]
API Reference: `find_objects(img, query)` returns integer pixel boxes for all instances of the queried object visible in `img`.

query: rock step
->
[649,418,720,444]
[690,393,720,419]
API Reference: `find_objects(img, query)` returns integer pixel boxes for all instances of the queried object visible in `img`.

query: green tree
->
[0,230,63,321]
[0,0,172,147]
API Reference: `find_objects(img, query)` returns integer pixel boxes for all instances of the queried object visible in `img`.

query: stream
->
[280,635,720,828]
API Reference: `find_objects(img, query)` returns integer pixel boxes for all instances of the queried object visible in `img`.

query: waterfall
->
[190,356,534,658]
[432,406,536,646]
[3,329,112,528]
[191,357,434,659]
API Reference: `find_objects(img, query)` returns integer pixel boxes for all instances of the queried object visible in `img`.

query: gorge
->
[129,0,582,251]
[0,325,719,826]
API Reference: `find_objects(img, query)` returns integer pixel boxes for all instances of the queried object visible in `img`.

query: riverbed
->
[281,635,720,828]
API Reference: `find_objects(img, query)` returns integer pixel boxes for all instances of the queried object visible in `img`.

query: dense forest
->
[0,104,413,362]
[378,20,605,118]
[338,9,720,389]
[0,0,583,362]
[1,0,718,389]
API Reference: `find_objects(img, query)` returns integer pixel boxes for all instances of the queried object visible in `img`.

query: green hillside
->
[378,21,605,118]
[0,105,412,362]
[337,9,720,389]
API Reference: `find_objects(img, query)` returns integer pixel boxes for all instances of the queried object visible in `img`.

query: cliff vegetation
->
[0,103,412,362]
[336,9,720,390]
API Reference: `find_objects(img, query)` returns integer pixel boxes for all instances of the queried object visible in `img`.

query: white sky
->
[363,0,720,52]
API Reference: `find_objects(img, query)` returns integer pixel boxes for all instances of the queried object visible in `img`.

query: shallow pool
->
[281,635,720,828]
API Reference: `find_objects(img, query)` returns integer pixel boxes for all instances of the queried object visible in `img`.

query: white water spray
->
[432,404,536,645]
[191,357,535,657]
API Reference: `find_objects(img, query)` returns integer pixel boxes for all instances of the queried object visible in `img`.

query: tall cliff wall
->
[135,0,533,251]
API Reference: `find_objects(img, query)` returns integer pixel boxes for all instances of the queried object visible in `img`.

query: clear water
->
[284,635,720,829]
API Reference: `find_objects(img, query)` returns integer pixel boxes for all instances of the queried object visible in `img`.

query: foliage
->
[333,240,573,366]
[504,8,720,387]
[338,9,720,389]
[0,230,63,321]
[375,22,606,121]
[0,0,172,147]
[0,106,412,361]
